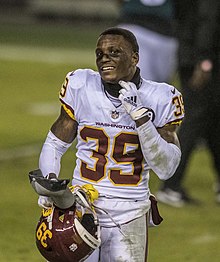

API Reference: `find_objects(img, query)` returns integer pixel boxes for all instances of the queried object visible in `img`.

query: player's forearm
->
[135,115,150,127]
[137,121,181,180]
[39,131,72,177]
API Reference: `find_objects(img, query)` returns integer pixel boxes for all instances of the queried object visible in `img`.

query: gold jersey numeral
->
[36,222,52,248]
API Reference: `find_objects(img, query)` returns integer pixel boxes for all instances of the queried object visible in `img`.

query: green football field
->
[0,22,219,262]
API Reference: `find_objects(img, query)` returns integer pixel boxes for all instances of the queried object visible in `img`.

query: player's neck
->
[102,67,141,97]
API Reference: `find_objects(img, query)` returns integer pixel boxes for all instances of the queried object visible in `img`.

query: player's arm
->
[157,124,180,148]
[51,106,78,143]
[119,81,181,180]
[39,106,78,178]
[136,116,180,148]
[135,116,181,180]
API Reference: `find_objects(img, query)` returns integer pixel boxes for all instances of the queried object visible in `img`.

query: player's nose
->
[101,53,111,62]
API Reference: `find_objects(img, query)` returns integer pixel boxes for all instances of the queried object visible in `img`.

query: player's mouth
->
[101,66,115,72]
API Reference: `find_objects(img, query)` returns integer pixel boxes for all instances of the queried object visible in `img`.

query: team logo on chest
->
[111,110,120,119]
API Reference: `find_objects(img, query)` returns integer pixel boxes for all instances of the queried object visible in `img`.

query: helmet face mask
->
[36,203,100,262]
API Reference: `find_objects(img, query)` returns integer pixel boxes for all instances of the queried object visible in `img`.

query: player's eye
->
[110,49,120,56]
[95,51,103,59]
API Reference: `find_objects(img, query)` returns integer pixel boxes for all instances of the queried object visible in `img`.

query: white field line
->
[0,44,95,66]
[191,233,218,244]
[0,144,41,161]
[0,141,77,161]
[28,101,59,116]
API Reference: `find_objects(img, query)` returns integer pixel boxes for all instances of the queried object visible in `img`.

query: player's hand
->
[118,80,149,121]
[38,195,53,209]
[70,184,99,207]
[81,184,99,203]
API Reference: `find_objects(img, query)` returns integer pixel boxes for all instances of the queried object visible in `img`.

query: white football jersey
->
[59,69,184,225]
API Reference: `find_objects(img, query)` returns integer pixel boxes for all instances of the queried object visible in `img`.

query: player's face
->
[95,34,139,84]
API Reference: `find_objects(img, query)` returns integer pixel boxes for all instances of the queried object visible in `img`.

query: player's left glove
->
[70,184,99,204]
[118,80,149,120]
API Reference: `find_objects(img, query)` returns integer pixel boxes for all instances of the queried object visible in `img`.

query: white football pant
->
[85,214,148,262]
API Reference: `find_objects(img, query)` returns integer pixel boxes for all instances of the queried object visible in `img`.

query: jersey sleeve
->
[58,69,88,120]
[153,83,184,128]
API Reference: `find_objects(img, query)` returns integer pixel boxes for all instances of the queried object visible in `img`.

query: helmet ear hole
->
[81,214,96,235]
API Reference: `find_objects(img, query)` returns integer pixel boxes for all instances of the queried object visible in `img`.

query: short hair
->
[99,27,139,53]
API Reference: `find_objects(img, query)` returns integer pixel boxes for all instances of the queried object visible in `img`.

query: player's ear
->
[132,52,139,66]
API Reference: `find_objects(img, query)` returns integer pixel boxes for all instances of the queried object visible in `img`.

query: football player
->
[37,27,184,261]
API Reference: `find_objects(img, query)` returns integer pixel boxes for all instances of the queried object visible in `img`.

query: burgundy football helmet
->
[36,201,101,262]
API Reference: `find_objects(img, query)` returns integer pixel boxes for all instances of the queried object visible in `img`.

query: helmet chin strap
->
[92,204,128,238]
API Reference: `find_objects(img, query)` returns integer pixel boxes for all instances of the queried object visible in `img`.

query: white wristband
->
[130,107,149,120]
[137,121,181,180]
[39,131,72,177]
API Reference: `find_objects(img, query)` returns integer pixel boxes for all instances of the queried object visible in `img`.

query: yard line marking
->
[0,44,95,65]
[0,141,77,161]
[191,234,218,244]
[0,144,41,161]
[28,102,59,116]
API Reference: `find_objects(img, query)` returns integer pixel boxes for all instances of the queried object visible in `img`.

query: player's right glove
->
[118,80,150,121]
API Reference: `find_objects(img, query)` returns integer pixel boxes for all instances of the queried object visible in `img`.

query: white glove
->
[38,195,53,209]
[119,80,149,120]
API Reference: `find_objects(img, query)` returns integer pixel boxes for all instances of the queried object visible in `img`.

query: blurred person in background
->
[157,0,220,207]
[117,0,180,83]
